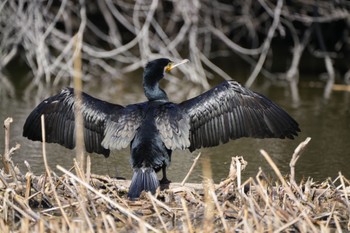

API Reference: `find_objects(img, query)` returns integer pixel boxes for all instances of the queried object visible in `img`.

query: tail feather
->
[128,167,159,199]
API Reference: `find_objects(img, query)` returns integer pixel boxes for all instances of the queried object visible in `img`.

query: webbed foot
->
[160,177,171,184]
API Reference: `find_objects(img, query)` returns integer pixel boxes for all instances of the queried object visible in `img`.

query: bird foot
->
[159,177,171,184]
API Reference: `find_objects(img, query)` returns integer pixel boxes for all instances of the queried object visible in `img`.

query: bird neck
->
[143,79,168,101]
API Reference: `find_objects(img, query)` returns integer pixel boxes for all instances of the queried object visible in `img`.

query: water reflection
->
[0,78,349,184]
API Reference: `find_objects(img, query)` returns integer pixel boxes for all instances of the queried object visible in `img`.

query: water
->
[0,76,349,184]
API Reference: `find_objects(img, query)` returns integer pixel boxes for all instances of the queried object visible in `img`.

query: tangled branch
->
[0,0,349,100]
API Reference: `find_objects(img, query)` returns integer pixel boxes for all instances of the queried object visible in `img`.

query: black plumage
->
[23,58,300,198]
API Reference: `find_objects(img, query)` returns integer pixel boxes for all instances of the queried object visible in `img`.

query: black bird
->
[23,58,300,198]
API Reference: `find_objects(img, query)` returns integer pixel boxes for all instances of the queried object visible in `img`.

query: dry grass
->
[1,119,350,232]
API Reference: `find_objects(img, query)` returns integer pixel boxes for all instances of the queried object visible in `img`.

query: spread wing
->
[154,103,191,150]
[179,80,300,152]
[23,88,126,156]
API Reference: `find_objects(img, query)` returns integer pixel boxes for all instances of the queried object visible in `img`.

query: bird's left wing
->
[179,80,300,152]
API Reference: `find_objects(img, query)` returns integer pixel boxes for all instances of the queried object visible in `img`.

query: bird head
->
[143,58,189,101]
[144,58,189,83]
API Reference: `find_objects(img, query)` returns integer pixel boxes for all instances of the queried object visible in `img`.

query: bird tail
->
[128,167,159,199]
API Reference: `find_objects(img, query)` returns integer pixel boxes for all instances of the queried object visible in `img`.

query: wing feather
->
[180,80,300,152]
[23,88,125,156]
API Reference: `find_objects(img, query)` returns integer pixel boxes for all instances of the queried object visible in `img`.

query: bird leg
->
[159,165,171,184]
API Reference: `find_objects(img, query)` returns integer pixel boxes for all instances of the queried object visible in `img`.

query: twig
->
[4,144,20,182]
[147,192,169,233]
[245,0,283,87]
[181,152,201,186]
[323,56,335,99]
[181,198,194,233]
[147,192,172,213]
[209,26,262,55]
[40,115,71,228]
[289,137,311,185]
[284,25,312,103]
[201,156,214,232]
[209,189,229,232]
[274,215,302,233]
[40,196,100,214]
[333,214,342,232]
[73,32,86,174]
[1,117,20,183]
[235,157,242,194]
[5,197,36,222]
[2,117,13,174]
[70,179,94,232]
[0,172,9,188]
[25,173,32,205]
[325,203,336,228]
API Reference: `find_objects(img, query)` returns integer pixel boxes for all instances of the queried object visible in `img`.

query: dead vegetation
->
[1,1,350,101]
[1,118,350,232]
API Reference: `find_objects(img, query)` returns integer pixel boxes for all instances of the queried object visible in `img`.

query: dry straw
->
[1,118,350,232]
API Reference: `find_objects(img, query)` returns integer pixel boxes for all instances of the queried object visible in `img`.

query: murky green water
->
[1,74,349,184]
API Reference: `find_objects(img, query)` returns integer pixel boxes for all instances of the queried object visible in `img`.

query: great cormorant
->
[23,58,300,198]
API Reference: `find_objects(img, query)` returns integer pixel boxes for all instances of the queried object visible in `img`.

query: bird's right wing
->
[23,88,129,156]
[179,80,300,152]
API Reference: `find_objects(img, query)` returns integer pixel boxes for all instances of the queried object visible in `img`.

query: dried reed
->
[1,118,350,232]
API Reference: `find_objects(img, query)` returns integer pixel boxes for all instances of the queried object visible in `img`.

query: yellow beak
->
[165,59,189,73]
